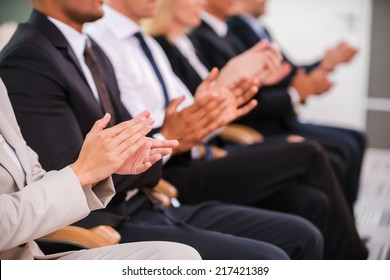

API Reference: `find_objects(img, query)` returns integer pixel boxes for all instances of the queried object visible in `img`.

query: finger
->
[149,148,173,157]
[268,42,283,62]
[103,113,154,138]
[109,117,154,150]
[132,162,153,175]
[165,96,186,115]
[202,67,219,89]
[251,40,270,52]
[237,85,259,106]
[149,138,179,149]
[114,126,152,157]
[89,113,111,135]
[115,136,149,170]
[228,76,249,92]
[235,100,258,118]
[190,93,224,115]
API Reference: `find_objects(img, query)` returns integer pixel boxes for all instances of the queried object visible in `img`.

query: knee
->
[290,216,324,259]
[171,243,202,260]
[296,188,332,219]
[309,190,332,217]
[155,242,202,260]
[349,130,367,151]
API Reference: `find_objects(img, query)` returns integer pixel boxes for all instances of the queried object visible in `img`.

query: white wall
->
[263,0,372,130]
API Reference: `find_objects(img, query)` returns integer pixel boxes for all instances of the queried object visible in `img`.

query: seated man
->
[0,0,323,260]
[0,79,199,260]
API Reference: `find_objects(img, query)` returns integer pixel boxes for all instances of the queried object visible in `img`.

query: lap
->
[58,242,201,260]
[116,201,321,259]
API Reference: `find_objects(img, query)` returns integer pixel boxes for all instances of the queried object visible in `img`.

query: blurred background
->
[1,0,389,259]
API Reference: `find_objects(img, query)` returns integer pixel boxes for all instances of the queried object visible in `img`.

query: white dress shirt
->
[86,6,195,129]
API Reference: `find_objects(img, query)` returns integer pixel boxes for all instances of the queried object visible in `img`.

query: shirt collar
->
[102,5,141,40]
[201,11,228,37]
[238,14,266,37]
[48,16,88,59]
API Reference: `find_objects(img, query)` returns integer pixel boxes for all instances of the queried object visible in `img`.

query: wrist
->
[320,59,335,72]
[71,162,92,187]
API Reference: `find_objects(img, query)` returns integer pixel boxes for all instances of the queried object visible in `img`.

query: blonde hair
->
[143,0,182,37]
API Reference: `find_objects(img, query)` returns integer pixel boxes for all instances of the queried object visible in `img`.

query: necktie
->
[83,44,117,126]
[134,32,170,108]
[256,26,272,42]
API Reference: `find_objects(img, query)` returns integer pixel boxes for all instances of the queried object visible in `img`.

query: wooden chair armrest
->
[154,179,178,198]
[41,225,121,249]
[197,145,228,159]
[220,124,264,145]
[152,179,181,208]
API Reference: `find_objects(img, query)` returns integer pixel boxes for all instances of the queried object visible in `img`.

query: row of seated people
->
[0,0,367,260]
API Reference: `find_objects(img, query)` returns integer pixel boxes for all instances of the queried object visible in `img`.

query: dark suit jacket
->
[0,10,162,227]
[154,36,203,95]
[190,20,296,134]
[228,16,321,87]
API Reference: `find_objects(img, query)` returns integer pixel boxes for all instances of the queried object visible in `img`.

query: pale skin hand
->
[217,40,285,88]
[71,111,178,187]
[259,61,292,86]
[216,40,274,87]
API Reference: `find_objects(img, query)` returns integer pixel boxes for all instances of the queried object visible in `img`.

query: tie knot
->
[133,31,144,41]
[83,44,95,58]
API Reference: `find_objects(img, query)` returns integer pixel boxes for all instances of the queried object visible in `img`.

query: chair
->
[36,225,121,254]
[219,124,264,145]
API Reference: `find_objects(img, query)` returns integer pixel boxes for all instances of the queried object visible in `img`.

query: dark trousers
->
[288,122,366,209]
[116,195,323,260]
[163,141,368,259]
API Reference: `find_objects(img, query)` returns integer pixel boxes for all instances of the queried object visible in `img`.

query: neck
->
[34,6,83,33]
[203,6,226,21]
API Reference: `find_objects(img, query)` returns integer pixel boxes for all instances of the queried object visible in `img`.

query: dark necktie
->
[134,32,170,108]
[83,44,117,126]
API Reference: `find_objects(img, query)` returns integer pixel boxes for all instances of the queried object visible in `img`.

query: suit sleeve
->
[0,44,85,172]
[0,166,100,251]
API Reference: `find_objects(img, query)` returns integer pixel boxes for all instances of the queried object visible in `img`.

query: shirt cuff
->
[153,133,171,164]
[287,86,302,111]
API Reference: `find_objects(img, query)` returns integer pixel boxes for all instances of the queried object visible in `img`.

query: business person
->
[228,0,366,209]
[0,78,202,260]
[0,0,324,260]
[86,0,367,259]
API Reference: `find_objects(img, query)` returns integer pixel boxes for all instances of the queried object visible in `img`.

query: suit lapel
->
[28,10,91,92]
[200,21,239,58]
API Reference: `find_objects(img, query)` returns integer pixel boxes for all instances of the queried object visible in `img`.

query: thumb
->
[166,96,185,115]
[90,113,111,134]
[204,67,219,87]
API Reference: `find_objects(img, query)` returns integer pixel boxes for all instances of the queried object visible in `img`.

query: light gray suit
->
[0,79,200,260]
